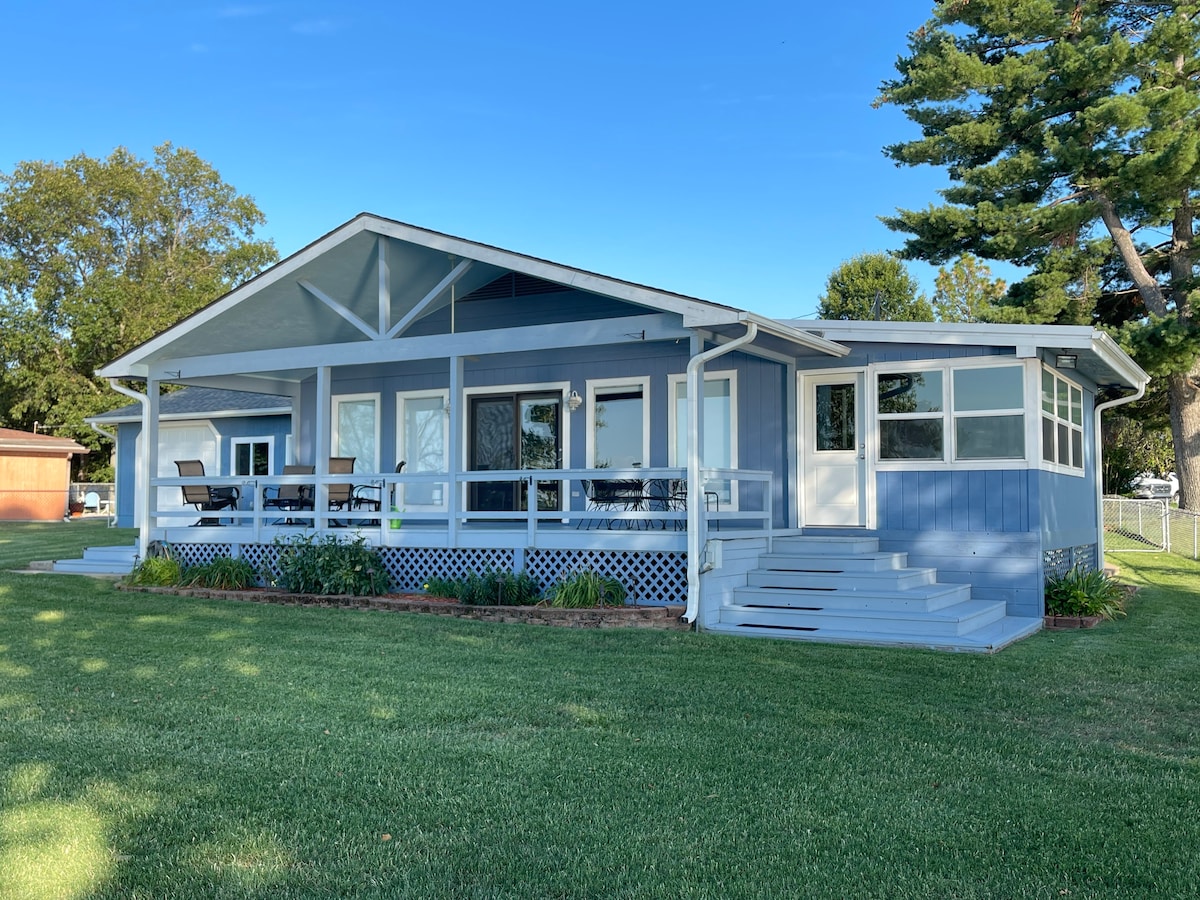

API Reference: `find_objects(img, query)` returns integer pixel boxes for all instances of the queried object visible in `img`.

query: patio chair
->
[262,464,315,524]
[580,478,644,529]
[175,459,239,526]
[327,457,356,525]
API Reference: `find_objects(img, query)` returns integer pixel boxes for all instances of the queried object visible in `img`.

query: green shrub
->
[126,545,184,586]
[422,569,541,606]
[1045,566,1127,620]
[546,570,627,608]
[271,533,389,596]
[183,556,258,590]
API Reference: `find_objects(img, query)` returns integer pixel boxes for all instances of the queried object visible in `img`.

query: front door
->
[802,372,867,526]
[469,392,562,512]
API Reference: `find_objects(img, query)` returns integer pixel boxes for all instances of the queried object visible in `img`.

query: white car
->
[1131,472,1179,503]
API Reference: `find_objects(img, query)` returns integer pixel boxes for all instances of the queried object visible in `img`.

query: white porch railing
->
[150,466,776,547]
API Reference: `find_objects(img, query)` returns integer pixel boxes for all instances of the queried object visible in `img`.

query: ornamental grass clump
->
[271,533,389,596]
[1044,566,1127,620]
[182,556,258,590]
[546,569,627,608]
[125,554,183,587]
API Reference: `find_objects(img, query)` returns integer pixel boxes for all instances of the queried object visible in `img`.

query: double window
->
[876,363,1025,463]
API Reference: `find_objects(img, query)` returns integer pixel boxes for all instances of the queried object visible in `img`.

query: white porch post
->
[448,355,463,545]
[784,360,798,532]
[145,379,160,553]
[315,366,332,515]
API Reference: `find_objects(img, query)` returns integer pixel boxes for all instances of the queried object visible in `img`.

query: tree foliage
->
[876,1,1200,506]
[817,252,934,321]
[933,254,1007,322]
[0,144,277,478]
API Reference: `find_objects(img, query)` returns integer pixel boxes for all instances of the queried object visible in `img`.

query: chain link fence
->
[1103,497,1200,559]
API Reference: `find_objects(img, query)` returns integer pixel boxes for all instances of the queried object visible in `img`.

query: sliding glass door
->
[469,392,562,512]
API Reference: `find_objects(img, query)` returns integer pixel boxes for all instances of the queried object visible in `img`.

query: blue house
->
[96,214,1148,651]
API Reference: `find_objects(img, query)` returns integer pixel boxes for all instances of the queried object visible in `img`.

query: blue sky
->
[2,1,952,319]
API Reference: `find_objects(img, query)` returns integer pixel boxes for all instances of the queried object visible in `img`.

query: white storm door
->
[802,372,867,527]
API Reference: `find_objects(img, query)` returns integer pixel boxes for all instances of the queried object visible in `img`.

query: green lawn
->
[1,524,1197,898]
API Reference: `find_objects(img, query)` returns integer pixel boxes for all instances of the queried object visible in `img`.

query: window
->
[952,366,1025,460]
[878,370,944,460]
[397,390,448,507]
[332,394,380,472]
[669,371,737,506]
[876,363,1027,464]
[231,437,273,477]
[1041,368,1084,471]
[587,378,649,469]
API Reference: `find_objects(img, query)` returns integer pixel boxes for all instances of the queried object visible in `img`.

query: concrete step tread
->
[748,567,936,586]
[755,551,908,572]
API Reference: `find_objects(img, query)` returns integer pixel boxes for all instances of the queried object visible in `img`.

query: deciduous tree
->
[0,144,277,477]
[817,252,934,321]
[932,254,1007,323]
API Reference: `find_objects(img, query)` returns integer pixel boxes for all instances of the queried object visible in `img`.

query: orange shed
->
[0,428,89,521]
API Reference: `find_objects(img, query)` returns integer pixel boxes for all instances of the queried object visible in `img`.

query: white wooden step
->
[746,567,936,591]
[756,550,909,573]
[718,597,1008,637]
[770,535,880,555]
[733,582,970,613]
[704,615,1043,653]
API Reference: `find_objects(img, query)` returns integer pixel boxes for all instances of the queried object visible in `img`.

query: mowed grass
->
[0,525,1197,899]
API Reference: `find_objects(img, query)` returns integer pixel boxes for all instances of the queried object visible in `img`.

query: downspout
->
[108,378,152,559]
[1094,380,1146,564]
[684,321,758,625]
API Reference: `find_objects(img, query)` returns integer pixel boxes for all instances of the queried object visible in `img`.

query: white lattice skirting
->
[169,543,687,606]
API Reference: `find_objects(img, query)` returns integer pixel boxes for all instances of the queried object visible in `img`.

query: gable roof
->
[0,428,88,455]
[88,387,291,424]
[97,213,848,381]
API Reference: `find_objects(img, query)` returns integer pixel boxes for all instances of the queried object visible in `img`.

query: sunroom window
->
[1041,369,1084,471]
[952,366,1025,460]
[878,371,944,460]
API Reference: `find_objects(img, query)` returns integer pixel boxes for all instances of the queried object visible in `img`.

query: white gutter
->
[108,378,151,559]
[1094,380,1147,564]
[684,322,759,625]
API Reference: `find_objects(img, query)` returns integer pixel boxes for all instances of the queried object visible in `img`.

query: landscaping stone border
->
[117,584,690,631]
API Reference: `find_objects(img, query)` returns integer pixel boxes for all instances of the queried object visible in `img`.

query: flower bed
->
[117,584,689,631]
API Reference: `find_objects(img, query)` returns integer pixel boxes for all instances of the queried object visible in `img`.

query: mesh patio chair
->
[262,464,315,524]
[174,459,239,526]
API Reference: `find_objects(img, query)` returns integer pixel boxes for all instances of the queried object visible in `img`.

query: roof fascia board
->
[1091,331,1150,386]
[142,313,690,382]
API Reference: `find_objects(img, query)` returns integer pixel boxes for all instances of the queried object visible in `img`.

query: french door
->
[469,392,562,511]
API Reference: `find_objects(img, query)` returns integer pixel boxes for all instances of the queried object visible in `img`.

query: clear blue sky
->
[2,1,951,319]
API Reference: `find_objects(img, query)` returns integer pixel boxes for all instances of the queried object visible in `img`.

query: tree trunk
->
[1168,366,1200,510]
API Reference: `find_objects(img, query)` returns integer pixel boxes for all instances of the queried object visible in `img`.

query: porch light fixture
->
[1055,353,1078,369]
[567,390,582,412]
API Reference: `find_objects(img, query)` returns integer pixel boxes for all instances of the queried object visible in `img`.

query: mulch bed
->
[116,584,690,631]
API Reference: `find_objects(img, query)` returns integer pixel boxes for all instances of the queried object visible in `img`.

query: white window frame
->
[950,364,1027,462]
[1040,366,1086,477]
[461,380,572,472]
[331,392,381,473]
[230,435,275,477]
[871,357,1034,471]
[396,389,449,510]
[585,376,651,469]
[667,369,739,508]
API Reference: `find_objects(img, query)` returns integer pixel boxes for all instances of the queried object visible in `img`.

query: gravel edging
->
[116,583,690,631]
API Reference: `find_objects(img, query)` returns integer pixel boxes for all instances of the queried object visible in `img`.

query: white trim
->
[585,376,651,468]
[331,392,381,472]
[230,435,276,477]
